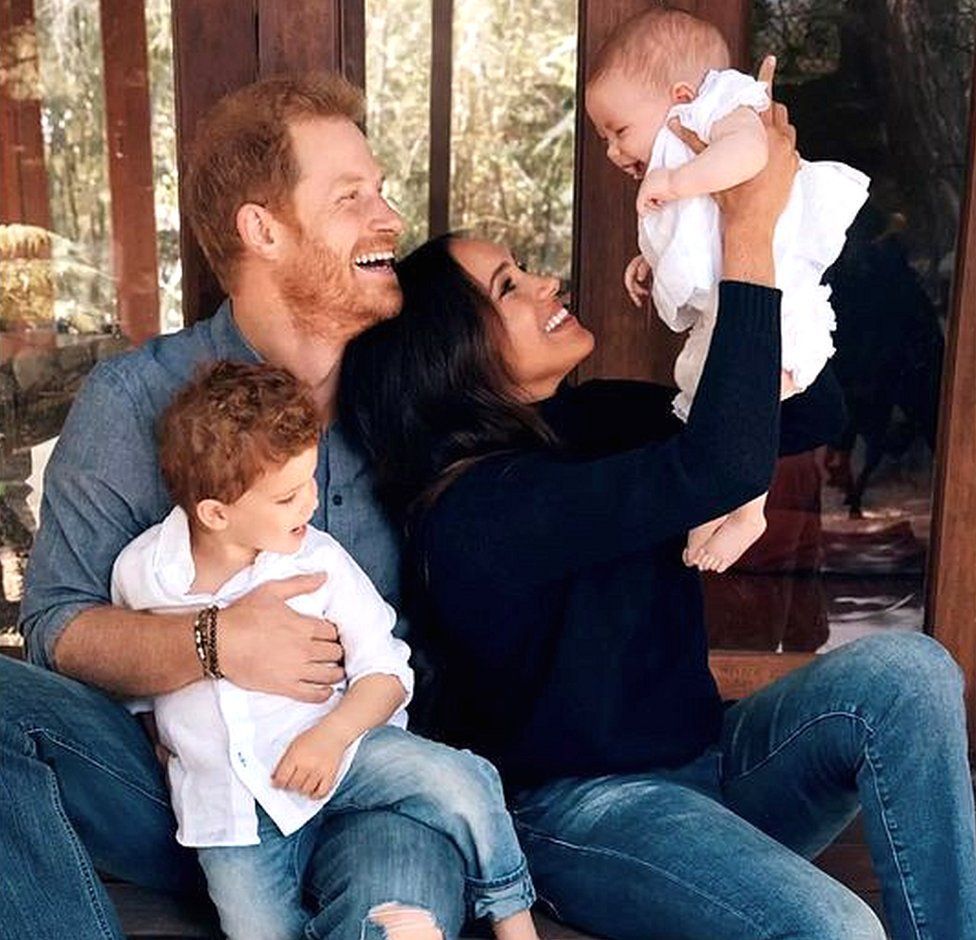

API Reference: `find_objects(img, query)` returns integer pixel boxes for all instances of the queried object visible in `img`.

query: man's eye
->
[276,495,296,505]
[339,191,358,203]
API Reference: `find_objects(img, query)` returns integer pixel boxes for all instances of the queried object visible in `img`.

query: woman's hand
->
[667,55,798,286]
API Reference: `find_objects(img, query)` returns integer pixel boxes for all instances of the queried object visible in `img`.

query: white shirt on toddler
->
[111,506,413,847]
[638,68,870,420]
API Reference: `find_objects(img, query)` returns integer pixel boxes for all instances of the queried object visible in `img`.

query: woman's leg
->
[0,657,202,940]
[720,631,976,940]
[512,766,883,940]
[326,726,534,924]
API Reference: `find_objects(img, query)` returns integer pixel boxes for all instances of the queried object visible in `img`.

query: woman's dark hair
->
[340,234,557,518]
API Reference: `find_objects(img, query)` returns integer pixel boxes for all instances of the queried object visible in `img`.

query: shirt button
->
[331,493,343,507]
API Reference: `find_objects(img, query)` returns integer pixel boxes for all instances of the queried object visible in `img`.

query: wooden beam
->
[99,0,160,345]
[0,0,50,228]
[926,57,976,743]
[572,0,750,385]
[172,0,366,325]
[428,0,453,238]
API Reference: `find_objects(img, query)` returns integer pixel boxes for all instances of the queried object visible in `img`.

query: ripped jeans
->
[0,659,469,940]
[197,726,534,939]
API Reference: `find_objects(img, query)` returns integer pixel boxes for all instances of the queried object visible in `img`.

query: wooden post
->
[99,0,161,345]
[172,0,366,325]
[428,0,453,238]
[926,60,976,743]
[0,0,50,228]
[572,0,750,384]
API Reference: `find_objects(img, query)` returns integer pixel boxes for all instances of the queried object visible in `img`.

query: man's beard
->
[275,232,401,341]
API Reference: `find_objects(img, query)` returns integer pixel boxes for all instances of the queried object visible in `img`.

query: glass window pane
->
[706,0,975,654]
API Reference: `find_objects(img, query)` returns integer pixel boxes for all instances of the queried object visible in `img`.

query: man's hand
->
[636,167,681,215]
[272,719,349,799]
[217,574,345,703]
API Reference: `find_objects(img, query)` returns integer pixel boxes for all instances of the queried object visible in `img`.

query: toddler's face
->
[221,445,320,556]
[586,70,673,181]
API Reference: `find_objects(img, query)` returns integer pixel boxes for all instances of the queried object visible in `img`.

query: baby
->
[585,7,868,573]
[111,361,538,940]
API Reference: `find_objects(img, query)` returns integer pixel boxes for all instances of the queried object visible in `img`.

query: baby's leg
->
[693,492,768,574]
[328,726,538,938]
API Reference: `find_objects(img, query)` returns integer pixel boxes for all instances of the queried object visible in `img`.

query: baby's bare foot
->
[684,516,726,567]
[694,511,767,573]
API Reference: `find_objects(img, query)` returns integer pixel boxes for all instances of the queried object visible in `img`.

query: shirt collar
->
[209,299,264,366]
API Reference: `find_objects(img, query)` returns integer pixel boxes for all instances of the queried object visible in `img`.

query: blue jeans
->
[0,657,467,940]
[512,633,976,940]
[198,725,534,938]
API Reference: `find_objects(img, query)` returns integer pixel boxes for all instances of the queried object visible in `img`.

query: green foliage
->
[367,0,578,277]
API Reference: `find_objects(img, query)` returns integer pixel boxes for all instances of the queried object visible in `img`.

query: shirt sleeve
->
[18,363,165,669]
[669,68,770,143]
[322,547,414,707]
[424,281,782,587]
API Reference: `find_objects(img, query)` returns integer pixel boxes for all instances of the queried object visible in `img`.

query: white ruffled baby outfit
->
[637,68,870,421]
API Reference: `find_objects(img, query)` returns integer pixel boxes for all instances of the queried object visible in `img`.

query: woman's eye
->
[276,495,296,505]
[499,278,515,298]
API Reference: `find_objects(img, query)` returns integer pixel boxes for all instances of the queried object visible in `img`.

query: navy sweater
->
[409,282,845,790]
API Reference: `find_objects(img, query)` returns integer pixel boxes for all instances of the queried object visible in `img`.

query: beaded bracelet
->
[192,605,223,679]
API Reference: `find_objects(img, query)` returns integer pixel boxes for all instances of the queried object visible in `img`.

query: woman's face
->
[449,239,595,401]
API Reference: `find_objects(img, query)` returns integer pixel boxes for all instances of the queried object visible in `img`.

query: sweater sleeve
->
[423,281,782,587]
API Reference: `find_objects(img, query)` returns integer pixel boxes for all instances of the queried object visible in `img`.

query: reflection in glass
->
[707,0,974,653]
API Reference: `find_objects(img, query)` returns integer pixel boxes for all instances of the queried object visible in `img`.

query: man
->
[1,73,465,939]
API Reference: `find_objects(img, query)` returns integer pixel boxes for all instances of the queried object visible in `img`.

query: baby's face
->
[586,70,673,180]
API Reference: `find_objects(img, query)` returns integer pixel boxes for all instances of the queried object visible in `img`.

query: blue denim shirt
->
[19,301,403,669]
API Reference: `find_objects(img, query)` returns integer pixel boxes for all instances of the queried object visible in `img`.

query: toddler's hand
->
[636,168,680,215]
[623,254,651,308]
[272,720,347,800]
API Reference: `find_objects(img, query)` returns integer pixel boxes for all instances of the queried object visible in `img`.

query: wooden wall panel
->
[926,60,976,740]
[100,0,160,345]
[173,0,365,325]
[573,0,750,384]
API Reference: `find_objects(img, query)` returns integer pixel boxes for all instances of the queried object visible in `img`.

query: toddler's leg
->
[329,726,537,936]
[196,809,309,940]
[692,492,768,574]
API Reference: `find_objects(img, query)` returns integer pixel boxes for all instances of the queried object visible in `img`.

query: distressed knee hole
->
[364,902,442,939]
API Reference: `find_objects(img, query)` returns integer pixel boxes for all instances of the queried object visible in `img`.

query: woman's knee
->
[786,889,885,940]
[853,631,963,701]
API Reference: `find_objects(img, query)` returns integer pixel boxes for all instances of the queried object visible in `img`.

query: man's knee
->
[853,631,963,702]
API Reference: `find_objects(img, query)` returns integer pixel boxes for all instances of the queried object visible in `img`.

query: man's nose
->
[373,195,404,235]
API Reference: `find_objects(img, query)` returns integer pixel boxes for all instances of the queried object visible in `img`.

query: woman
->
[340,101,976,939]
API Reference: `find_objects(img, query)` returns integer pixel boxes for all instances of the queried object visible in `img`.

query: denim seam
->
[516,825,771,937]
[722,709,869,784]
[863,738,924,940]
[24,725,171,809]
[46,762,117,939]
[464,856,531,891]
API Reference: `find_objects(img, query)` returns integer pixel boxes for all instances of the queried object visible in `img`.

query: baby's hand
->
[272,720,347,799]
[636,168,681,215]
[624,254,651,308]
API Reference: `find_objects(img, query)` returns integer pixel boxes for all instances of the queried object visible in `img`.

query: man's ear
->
[670,81,696,104]
[195,499,229,532]
[236,202,287,261]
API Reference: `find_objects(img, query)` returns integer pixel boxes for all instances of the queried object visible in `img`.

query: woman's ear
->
[236,202,287,262]
[195,499,229,532]
[670,81,696,105]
